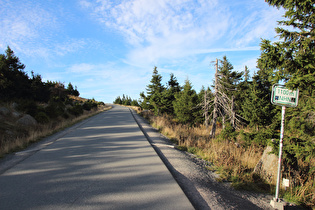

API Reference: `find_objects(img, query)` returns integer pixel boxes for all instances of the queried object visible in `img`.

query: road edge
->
[129,108,211,210]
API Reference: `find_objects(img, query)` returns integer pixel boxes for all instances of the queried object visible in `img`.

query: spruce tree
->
[210,56,243,134]
[161,73,181,115]
[0,46,31,100]
[241,70,275,130]
[218,56,243,99]
[114,96,122,104]
[173,79,198,124]
[31,71,50,102]
[258,0,315,138]
[140,66,165,114]
[237,66,251,124]
[259,0,314,95]
[67,83,75,95]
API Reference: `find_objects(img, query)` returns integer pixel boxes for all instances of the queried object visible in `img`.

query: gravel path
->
[130,108,276,210]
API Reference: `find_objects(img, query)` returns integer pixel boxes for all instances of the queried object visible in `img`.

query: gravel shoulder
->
[130,108,276,210]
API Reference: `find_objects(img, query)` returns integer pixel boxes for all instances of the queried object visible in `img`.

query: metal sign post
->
[275,105,285,201]
[270,84,299,208]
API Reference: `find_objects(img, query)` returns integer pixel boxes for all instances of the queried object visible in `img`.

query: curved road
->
[0,105,194,209]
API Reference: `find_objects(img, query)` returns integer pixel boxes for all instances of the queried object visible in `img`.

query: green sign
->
[271,84,299,107]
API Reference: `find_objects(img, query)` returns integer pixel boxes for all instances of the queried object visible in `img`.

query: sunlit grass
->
[133,108,315,208]
[0,105,111,157]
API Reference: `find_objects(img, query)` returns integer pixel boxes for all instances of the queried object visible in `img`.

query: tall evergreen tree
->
[30,71,50,102]
[258,0,315,136]
[114,96,122,104]
[244,65,250,82]
[259,0,314,95]
[173,79,198,124]
[67,83,75,95]
[210,56,243,133]
[0,46,31,100]
[241,69,276,130]
[237,66,251,124]
[161,73,181,115]
[218,56,243,99]
[140,66,165,114]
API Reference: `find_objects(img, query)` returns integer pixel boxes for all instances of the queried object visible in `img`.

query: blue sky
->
[0,0,284,103]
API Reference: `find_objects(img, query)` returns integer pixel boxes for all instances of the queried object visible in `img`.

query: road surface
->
[0,105,194,210]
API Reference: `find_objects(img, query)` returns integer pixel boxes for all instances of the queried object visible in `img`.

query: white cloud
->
[83,1,225,48]
[68,63,96,73]
[54,39,88,56]
[0,1,58,51]
[82,0,283,68]
[0,1,91,59]
[232,7,284,47]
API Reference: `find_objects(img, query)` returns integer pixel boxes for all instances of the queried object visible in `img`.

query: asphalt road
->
[0,105,194,210]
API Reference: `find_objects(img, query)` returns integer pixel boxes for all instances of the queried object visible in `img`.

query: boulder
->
[12,111,22,118]
[0,107,10,116]
[11,102,19,110]
[16,114,37,127]
[254,145,279,184]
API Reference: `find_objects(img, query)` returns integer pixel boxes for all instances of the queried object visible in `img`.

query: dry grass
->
[283,160,315,208]
[142,112,263,181]
[0,105,111,157]
[137,110,315,208]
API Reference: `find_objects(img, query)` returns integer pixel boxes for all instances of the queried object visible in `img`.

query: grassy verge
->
[143,112,269,189]
[0,105,111,157]
[135,109,314,209]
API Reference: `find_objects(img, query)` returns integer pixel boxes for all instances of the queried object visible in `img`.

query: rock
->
[11,102,19,110]
[16,114,37,127]
[0,107,10,116]
[12,111,22,118]
[254,145,279,184]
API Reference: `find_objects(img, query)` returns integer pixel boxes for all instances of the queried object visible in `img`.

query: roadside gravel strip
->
[129,108,276,210]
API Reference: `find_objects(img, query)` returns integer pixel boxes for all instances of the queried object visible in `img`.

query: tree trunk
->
[210,59,218,138]
[231,96,236,129]
[210,101,217,138]
[222,115,225,129]
[204,90,209,127]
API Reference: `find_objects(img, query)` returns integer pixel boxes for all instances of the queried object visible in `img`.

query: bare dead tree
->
[210,59,219,138]
[204,89,209,127]
[208,59,244,138]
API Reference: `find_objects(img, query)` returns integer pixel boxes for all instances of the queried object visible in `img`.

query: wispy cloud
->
[81,0,228,62]
[81,0,283,67]
[0,0,90,59]
[0,1,57,51]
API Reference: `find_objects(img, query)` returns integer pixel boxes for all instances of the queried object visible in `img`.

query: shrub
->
[45,101,65,118]
[83,100,97,111]
[218,122,237,141]
[18,100,38,117]
[35,112,50,124]
[68,104,83,116]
